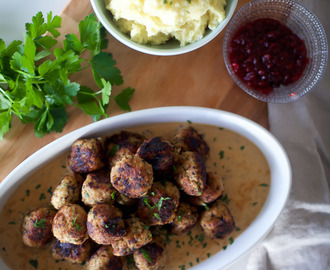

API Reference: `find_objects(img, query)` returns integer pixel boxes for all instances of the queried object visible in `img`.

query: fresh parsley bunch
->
[0,12,134,139]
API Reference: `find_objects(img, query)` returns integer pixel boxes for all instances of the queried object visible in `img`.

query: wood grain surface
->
[0,0,268,182]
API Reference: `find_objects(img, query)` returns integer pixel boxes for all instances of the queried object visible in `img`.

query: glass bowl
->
[223,0,328,103]
[90,0,238,56]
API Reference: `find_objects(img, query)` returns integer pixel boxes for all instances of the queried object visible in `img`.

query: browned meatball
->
[171,202,199,235]
[88,245,123,270]
[87,204,126,245]
[136,137,177,175]
[68,138,106,173]
[82,169,116,206]
[110,155,153,198]
[137,181,180,226]
[111,216,152,256]
[173,126,209,157]
[51,173,84,210]
[105,131,146,167]
[133,240,167,270]
[200,201,235,240]
[22,207,56,247]
[189,172,224,206]
[174,151,206,196]
[52,239,93,264]
[52,204,89,245]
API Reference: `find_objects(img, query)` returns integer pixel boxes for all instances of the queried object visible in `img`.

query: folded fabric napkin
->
[244,1,330,269]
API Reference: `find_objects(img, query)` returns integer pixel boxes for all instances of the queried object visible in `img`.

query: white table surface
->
[1,1,329,270]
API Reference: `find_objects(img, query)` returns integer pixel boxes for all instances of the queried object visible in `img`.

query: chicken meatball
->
[171,202,199,235]
[200,201,235,240]
[137,181,180,226]
[52,239,93,264]
[189,172,224,206]
[88,246,123,270]
[52,204,89,245]
[51,173,84,210]
[136,137,177,175]
[173,126,209,157]
[68,138,106,173]
[105,131,146,167]
[82,169,116,207]
[22,207,56,247]
[133,240,167,270]
[110,155,153,198]
[174,151,206,196]
[111,216,152,256]
[87,204,126,245]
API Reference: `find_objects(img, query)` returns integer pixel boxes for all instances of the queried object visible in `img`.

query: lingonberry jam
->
[229,18,309,94]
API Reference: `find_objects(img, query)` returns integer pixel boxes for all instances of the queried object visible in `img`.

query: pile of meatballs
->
[22,126,235,270]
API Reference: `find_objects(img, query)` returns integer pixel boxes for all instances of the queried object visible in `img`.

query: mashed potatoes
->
[105,0,227,46]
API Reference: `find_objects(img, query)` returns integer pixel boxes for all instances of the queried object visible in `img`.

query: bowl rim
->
[90,0,238,56]
[0,106,291,269]
[222,0,328,103]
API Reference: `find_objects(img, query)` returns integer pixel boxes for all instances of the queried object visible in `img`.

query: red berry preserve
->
[229,18,309,94]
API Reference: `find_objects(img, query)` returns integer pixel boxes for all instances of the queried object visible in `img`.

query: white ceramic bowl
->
[0,106,291,269]
[90,0,238,56]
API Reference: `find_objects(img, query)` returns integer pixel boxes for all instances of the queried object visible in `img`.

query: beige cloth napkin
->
[245,1,330,269]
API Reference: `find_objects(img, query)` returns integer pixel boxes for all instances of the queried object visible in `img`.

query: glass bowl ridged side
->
[223,0,328,103]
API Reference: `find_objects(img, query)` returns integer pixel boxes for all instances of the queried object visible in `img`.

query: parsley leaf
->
[115,87,135,111]
[34,219,47,228]
[0,12,134,140]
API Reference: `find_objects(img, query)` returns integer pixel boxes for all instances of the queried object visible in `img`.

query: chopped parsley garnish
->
[143,198,155,209]
[198,233,205,243]
[29,259,38,269]
[47,186,53,195]
[35,184,41,190]
[173,165,178,174]
[201,203,210,211]
[8,221,16,225]
[72,216,82,231]
[34,219,47,228]
[154,213,161,221]
[219,150,225,160]
[220,193,230,205]
[156,197,171,210]
[240,145,245,150]
[39,193,46,201]
[140,248,152,263]
[259,183,269,187]
[25,189,30,196]
[229,237,234,245]
[187,120,192,124]
[111,191,116,200]
[108,145,120,157]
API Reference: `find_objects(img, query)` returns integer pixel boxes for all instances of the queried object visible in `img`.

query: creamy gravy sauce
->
[0,122,270,270]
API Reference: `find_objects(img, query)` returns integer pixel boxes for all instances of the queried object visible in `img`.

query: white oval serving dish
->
[0,106,291,269]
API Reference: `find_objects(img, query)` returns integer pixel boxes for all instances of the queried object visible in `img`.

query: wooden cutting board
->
[0,0,268,182]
